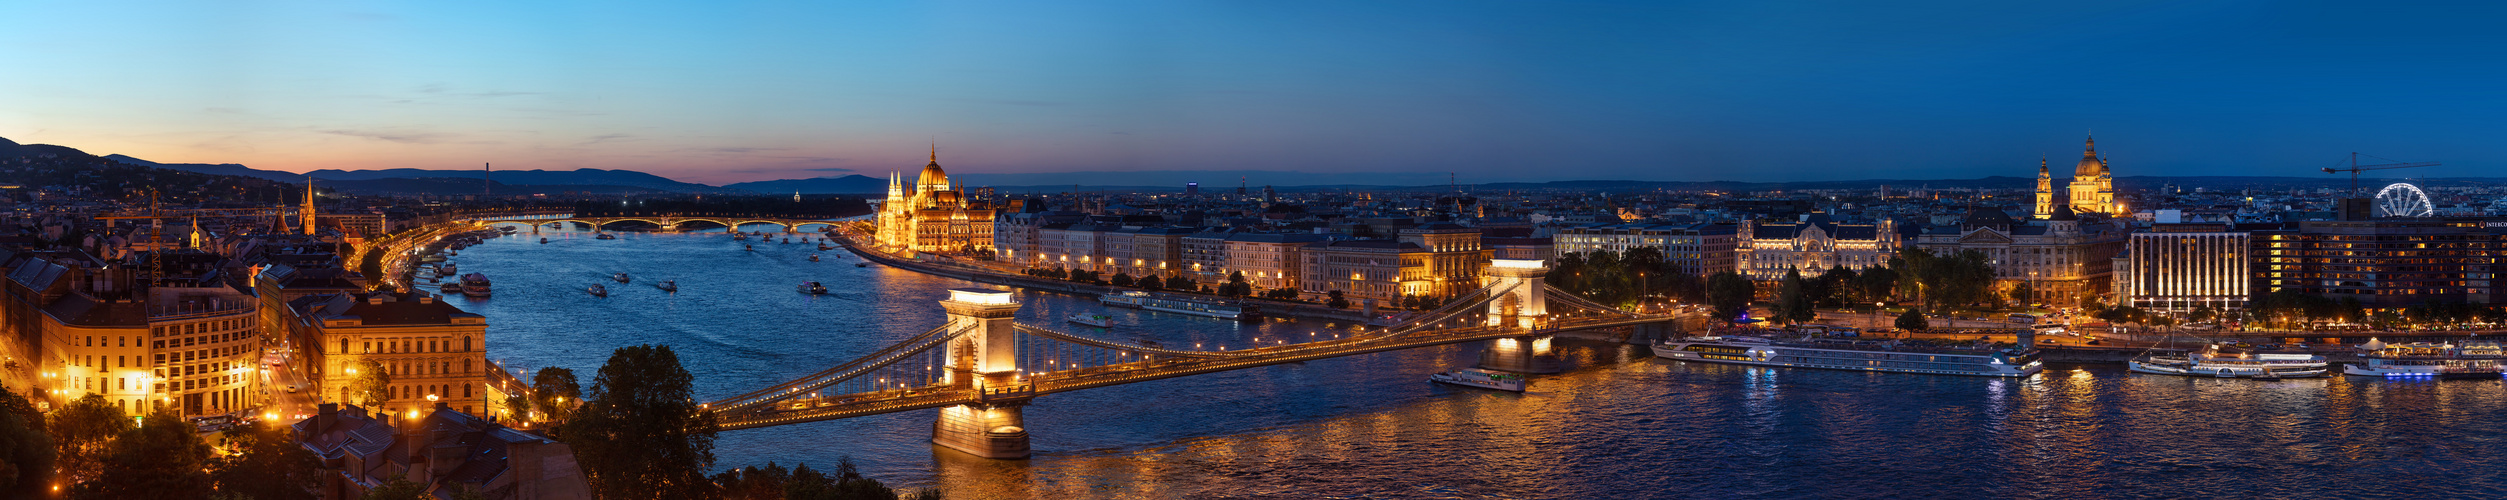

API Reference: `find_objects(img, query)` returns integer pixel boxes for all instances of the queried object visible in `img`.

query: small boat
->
[440,262,457,274]
[782,238,791,244]
[744,244,754,251]
[438,282,464,294]
[588,284,608,297]
[595,233,617,240]
[613,273,631,283]
[539,237,550,244]
[733,233,748,241]
[461,274,492,297]
[1429,368,1527,392]
[657,280,677,292]
[798,282,828,295]
[818,243,835,251]
[1067,314,1116,328]
[855,262,867,268]
[809,254,820,262]
[498,226,517,233]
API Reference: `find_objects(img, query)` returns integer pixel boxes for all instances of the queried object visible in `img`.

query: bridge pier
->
[1478,335,1563,373]
[933,288,1033,459]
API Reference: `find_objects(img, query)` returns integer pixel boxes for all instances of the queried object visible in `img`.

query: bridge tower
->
[933,288,1033,459]
[1479,259,1562,373]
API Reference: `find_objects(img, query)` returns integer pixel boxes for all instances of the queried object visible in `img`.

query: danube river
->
[451,227,2505,499]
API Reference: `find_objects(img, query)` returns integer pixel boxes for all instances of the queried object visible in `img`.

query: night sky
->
[3,1,2501,185]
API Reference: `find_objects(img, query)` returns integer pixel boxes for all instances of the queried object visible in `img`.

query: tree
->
[0,387,54,498]
[2188,304,2217,324]
[74,411,211,500]
[1165,275,1194,291]
[1704,271,1756,324]
[1110,273,1134,287]
[2009,281,2036,308]
[347,358,393,407]
[1771,268,1814,325]
[49,394,130,483]
[1855,266,1900,304]
[209,421,323,500]
[1326,290,1348,309]
[564,345,720,500]
[533,367,582,424]
[1813,266,1857,308]
[1138,275,1164,292]
[1896,310,1929,331]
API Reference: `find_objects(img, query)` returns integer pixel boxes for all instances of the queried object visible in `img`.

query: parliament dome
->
[916,147,951,191]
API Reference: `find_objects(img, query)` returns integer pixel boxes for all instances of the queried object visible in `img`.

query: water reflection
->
[459,228,2507,498]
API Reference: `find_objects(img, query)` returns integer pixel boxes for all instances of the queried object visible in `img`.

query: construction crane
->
[2323,152,2439,197]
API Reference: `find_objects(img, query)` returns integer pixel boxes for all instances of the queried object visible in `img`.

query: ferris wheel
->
[2375,182,2433,217]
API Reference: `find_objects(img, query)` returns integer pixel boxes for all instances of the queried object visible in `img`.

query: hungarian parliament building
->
[873,148,997,254]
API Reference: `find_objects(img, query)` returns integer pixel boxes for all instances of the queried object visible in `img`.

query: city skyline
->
[7,2,2507,185]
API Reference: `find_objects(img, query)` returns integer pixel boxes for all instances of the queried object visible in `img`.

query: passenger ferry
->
[459,274,492,297]
[2129,344,2328,379]
[1652,334,2042,377]
[1100,291,1256,322]
[2345,338,2505,380]
[1066,314,1116,328]
[1428,368,1527,392]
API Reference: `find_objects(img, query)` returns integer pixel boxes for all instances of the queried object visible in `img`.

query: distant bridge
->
[463,214,855,233]
[701,248,1679,459]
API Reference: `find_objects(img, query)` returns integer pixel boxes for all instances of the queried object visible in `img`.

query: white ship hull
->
[1428,370,1527,392]
[1651,340,2040,377]
[2128,360,2327,379]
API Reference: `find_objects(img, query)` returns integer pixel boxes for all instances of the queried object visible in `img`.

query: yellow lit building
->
[288,291,491,421]
[2039,135,2124,217]
[875,148,996,254]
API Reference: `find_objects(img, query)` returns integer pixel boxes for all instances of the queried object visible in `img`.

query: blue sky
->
[3,0,2502,185]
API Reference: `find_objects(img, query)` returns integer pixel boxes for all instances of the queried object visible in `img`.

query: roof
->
[299,291,482,326]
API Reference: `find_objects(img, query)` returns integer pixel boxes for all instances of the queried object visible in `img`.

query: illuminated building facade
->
[2251,218,2507,308]
[1736,213,1899,281]
[875,148,996,254]
[2113,224,2252,314]
[1915,206,2127,307]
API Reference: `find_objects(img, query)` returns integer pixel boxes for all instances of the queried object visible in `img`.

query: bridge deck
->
[713,315,1666,430]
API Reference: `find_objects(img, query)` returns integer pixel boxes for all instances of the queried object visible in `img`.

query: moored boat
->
[1067,314,1116,328]
[2344,338,2504,380]
[1098,291,1255,321]
[438,282,464,294]
[1428,368,1527,392]
[2129,343,2328,379]
[1653,334,2042,377]
[460,274,492,297]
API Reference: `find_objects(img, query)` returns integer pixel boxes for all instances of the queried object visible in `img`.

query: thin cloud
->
[580,133,635,145]
[322,129,450,144]
[684,147,789,154]
[805,167,854,172]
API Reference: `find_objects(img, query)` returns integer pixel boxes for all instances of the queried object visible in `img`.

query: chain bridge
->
[699,258,1677,459]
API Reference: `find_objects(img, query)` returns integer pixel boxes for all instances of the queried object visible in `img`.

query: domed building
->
[874,147,995,254]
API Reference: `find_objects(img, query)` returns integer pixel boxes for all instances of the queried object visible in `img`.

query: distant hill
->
[103,153,733,193]
[301,167,729,193]
[316,177,688,196]
[720,175,889,194]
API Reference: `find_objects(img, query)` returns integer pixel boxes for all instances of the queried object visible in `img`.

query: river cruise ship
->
[2129,344,2328,379]
[1428,368,1527,392]
[1652,335,2042,377]
[459,274,492,297]
[1100,291,1256,322]
[2345,338,2504,380]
